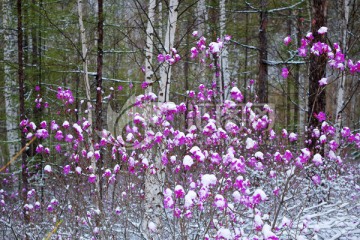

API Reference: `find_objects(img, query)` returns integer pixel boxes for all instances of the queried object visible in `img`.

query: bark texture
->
[308,0,328,127]
[257,0,268,103]
[3,0,19,163]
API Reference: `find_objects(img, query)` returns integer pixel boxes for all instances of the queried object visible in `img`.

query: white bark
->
[196,0,207,84]
[335,0,349,143]
[158,0,179,103]
[3,0,19,163]
[141,1,179,238]
[196,0,207,36]
[220,0,230,100]
[144,0,156,91]
[77,0,102,228]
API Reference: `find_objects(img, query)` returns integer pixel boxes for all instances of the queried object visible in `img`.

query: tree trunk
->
[144,0,156,91]
[95,0,104,234]
[141,1,179,238]
[335,0,349,143]
[257,0,268,103]
[220,0,230,100]
[17,0,30,232]
[77,0,102,234]
[307,0,328,128]
[3,0,19,165]
[158,0,179,103]
[196,0,207,37]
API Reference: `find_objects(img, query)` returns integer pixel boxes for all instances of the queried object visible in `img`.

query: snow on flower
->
[289,132,298,142]
[148,221,157,232]
[253,189,268,204]
[318,26,328,35]
[184,190,197,208]
[318,77,328,86]
[262,224,279,240]
[312,175,321,185]
[246,137,256,150]
[174,185,185,198]
[216,228,232,239]
[201,174,217,188]
[35,129,49,139]
[283,35,291,46]
[209,42,221,54]
[183,155,194,170]
[230,87,244,102]
[214,194,227,210]
[44,165,52,173]
[312,153,323,166]
[254,214,264,231]
[88,174,96,183]
[63,165,71,175]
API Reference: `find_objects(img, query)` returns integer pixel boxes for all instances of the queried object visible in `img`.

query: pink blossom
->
[298,47,307,57]
[306,32,314,40]
[157,54,165,62]
[35,129,49,139]
[174,185,185,198]
[192,31,198,37]
[312,175,321,185]
[39,121,47,129]
[224,34,231,42]
[88,174,96,183]
[283,36,291,46]
[318,77,328,86]
[63,165,71,175]
[315,111,326,122]
[281,68,289,79]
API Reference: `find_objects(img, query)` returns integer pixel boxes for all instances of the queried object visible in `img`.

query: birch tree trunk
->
[196,0,207,37]
[144,0,156,92]
[141,1,179,238]
[77,0,102,234]
[158,0,179,103]
[3,0,19,164]
[220,0,230,100]
[335,0,349,143]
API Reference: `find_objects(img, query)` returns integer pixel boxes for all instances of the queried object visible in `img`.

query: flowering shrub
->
[0,27,359,239]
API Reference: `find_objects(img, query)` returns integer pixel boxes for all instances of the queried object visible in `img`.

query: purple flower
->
[157,54,165,62]
[281,68,289,79]
[283,36,291,46]
[312,175,321,185]
[35,129,49,139]
[298,47,307,57]
[36,144,44,153]
[39,121,47,129]
[141,81,149,89]
[315,111,326,122]
[318,77,328,86]
[65,134,74,143]
[35,85,40,91]
[47,205,54,212]
[88,174,96,183]
[63,165,71,175]
[174,185,185,198]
